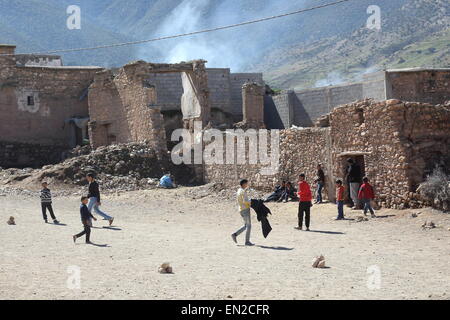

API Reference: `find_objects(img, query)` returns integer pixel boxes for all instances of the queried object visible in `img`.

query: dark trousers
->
[75,221,91,243]
[337,200,345,219]
[298,202,311,228]
[41,202,56,221]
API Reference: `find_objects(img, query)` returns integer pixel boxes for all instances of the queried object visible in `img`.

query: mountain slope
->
[0,0,135,66]
[0,0,449,88]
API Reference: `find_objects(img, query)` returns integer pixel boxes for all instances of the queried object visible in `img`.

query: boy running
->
[86,173,114,226]
[73,196,97,244]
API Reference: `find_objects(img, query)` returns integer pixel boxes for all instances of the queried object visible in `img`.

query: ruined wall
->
[386,69,450,105]
[89,62,167,156]
[204,99,449,209]
[0,66,101,146]
[203,128,332,199]
[330,99,450,209]
[229,73,264,118]
[141,68,261,121]
[239,82,265,129]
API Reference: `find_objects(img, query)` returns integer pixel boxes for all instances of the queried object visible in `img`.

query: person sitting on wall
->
[158,173,176,189]
[264,181,286,202]
[345,158,362,209]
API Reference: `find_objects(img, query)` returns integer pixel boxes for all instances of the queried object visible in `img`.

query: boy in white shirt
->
[231,179,254,246]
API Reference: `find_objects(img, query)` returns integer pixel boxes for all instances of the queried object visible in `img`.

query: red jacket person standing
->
[296,174,313,231]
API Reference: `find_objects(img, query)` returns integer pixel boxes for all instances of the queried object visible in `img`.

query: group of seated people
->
[264,181,298,203]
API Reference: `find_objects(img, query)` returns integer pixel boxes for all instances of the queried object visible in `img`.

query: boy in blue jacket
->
[73,196,97,244]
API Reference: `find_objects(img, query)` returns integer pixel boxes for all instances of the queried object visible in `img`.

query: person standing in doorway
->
[295,174,313,231]
[86,173,114,226]
[315,164,325,204]
[40,182,59,224]
[231,179,253,246]
[346,159,362,209]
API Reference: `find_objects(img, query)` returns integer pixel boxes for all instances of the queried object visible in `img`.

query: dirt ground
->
[0,186,449,300]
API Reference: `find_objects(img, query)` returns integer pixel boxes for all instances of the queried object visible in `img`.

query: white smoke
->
[138,0,306,71]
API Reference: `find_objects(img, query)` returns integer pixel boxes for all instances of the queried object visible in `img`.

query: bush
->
[418,167,450,211]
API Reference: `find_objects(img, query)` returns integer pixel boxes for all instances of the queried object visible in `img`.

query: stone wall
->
[0,141,67,168]
[204,99,450,209]
[239,82,265,129]
[88,62,167,156]
[229,73,264,118]
[203,128,332,199]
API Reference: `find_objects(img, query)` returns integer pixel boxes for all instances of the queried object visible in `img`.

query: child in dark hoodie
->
[358,177,376,218]
[73,196,97,244]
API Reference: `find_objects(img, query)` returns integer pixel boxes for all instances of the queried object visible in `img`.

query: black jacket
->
[80,204,94,221]
[250,199,272,238]
[347,164,362,183]
[88,181,101,201]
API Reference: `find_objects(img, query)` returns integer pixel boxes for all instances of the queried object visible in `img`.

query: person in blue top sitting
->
[158,173,175,189]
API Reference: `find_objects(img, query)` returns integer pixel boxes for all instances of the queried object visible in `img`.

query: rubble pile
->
[0,143,196,192]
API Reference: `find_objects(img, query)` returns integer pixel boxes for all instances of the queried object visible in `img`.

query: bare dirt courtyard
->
[0,186,449,300]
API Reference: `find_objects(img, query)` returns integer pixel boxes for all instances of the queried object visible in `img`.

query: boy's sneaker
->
[245,242,254,246]
[53,219,59,224]
[109,218,114,226]
[294,226,302,230]
[231,233,237,244]
[44,219,48,224]
[73,235,77,243]
[371,214,376,218]
[86,241,92,244]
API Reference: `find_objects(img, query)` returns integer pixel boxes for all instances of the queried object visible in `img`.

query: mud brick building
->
[0,45,102,167]
[1,43,449,209]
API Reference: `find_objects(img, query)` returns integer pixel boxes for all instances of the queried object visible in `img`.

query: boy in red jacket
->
[335,179,345,220]
[358,177,376,218]
[295,174,312,231]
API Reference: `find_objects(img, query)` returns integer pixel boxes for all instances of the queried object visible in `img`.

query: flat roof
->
[18,65,103,70]
[386,67,450,73]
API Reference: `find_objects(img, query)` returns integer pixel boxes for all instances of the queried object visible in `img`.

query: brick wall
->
[386,69,450,104]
